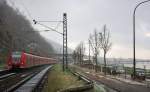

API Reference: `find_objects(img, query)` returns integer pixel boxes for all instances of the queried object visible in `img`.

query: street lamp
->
[133,0,150,79]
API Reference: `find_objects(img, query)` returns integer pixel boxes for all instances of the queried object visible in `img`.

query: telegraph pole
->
[33,13,68,71]
[88,39,91,62]
[95,31,98,72]
[63,13,68,70]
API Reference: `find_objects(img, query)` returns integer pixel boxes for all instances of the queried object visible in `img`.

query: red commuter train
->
[7,51,56,69]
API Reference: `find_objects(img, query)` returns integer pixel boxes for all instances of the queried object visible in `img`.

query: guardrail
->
[58,69,94,92]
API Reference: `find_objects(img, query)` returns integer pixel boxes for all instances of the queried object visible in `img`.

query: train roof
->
[24,52,55,60]
[12,51,55,60]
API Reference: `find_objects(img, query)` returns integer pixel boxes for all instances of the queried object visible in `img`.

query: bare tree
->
[73,42,85,65]
[72,50,77,64]
[99,25,112,75]
[89,29,100,72]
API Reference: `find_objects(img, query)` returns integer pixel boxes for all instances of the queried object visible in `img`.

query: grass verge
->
[0,63,5,70]
[42,64,85,92]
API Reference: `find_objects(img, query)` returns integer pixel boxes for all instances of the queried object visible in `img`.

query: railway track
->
[0,70,11,76]
[0,65,51,92]
[0,73,16,80]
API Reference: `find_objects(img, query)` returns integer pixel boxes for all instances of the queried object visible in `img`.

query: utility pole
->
[63,13,68,70]
[80,47,81,65]
[88,39,91,63]
[33,13,68,72]
[95,31,98,72]
[104,25,107,75]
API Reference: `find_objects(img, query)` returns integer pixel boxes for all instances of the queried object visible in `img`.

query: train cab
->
[11,52,22,68]
[7,51,22,69]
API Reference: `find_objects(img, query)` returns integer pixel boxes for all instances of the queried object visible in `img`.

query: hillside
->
[0,1,54,63]
[46,39,73,54]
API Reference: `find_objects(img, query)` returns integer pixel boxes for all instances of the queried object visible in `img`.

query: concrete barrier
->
[58,84,93,92]
[14,66,52,92]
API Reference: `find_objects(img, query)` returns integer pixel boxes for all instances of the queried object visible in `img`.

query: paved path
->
[71,65,150,92]
[86,73,150,92]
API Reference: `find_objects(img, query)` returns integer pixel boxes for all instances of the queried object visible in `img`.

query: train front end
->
[7,51,25,69]
[12,52,22,68]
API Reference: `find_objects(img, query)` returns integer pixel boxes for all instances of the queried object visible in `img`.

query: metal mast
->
[63,13,68,70]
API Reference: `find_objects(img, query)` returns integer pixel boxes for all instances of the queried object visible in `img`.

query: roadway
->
[71,65,150,92]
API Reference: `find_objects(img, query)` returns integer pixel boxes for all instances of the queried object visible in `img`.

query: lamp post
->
[133,0,150,79]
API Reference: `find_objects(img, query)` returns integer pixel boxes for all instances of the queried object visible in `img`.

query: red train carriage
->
[7,51,56,69]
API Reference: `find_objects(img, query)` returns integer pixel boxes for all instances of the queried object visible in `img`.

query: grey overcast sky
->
[7,0,150,59]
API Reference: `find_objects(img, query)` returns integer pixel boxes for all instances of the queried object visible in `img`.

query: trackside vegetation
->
[42,64,85,92]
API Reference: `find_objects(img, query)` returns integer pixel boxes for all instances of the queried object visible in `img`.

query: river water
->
[124,62,150,69]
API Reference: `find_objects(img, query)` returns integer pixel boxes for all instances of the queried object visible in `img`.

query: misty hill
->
[0,1,55,62]
[46,39,73,54]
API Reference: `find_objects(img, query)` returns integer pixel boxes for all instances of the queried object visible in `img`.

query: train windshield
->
[12,52,21,63]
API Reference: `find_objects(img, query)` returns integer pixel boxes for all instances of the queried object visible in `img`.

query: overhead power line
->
[36,21,63,22]
[13,0,63,35]
[33,20,63,35]
[35,20,63,31]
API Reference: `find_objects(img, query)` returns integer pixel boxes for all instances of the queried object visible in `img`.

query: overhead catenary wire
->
[4,1,54,53]
[33,20,63,33]
[33,20,63,35]
[11,0,63,37]
[12,0,63,34]
[36,21,63,22]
